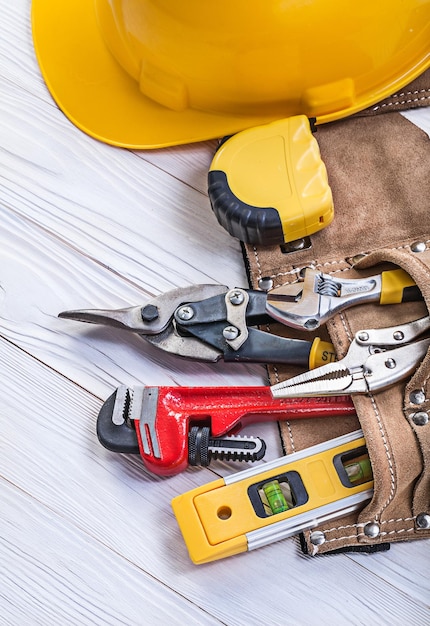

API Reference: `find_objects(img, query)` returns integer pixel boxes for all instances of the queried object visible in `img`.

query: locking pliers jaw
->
[271,316,430,398]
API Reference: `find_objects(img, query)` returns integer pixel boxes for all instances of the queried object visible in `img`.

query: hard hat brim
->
[31,0,274,149]
[32,1,429,149]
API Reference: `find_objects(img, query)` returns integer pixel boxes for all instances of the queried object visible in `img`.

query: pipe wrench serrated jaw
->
[96,386,140,454]
[96,385,271,476]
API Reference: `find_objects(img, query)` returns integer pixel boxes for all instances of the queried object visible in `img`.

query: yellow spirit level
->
[172,430,373,564]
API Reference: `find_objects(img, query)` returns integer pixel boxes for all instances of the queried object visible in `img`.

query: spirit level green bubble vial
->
[172,430,373,564]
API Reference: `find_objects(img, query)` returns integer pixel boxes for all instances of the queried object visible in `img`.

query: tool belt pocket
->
[313,246,430,554]
[242,105,430,553]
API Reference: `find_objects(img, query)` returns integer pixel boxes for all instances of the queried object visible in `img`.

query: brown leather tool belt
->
[242,70,430,554]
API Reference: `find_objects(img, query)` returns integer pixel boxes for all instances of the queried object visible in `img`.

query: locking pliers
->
[271,316,430,398]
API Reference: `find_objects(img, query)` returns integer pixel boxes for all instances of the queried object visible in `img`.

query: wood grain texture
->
[1,1,429,624]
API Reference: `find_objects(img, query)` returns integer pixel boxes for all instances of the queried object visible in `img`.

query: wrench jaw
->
[96,388,140,454]
[266,272,321,331]
[97,385,190,477]
[96,385,270,476]
[265,269,385,331]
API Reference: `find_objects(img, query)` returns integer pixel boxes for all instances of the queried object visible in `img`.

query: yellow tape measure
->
[172,430,373,564]
[208,115,334,247]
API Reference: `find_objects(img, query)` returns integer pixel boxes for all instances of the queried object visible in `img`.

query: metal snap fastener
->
[310,531,326,546]
[258,276,273,291]
[364,522,380,538]
[411,411,429,426]
[411,241,426,253]
[416,513,430,530]
[409,390,426,405]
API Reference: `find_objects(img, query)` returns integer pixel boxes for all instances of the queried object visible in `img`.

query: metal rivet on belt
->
[416,513,430,530]
[258,276,273,291]
[364,522,380,538]
[411,241,426,253]
[310,530,326,546]
[410,411,429,426]
[409,389,426,405]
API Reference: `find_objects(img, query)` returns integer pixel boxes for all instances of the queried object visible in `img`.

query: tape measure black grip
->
[208,170,284,247]
[207,116,334,249]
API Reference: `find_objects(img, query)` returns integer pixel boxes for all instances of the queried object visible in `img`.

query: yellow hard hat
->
[32,0,430,149]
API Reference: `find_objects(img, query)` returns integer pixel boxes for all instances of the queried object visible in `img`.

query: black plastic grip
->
[96,390,140,454]
[401,284,423,302]
[208,170,284,246]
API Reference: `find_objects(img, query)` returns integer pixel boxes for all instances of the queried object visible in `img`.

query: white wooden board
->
[1,2,429,624]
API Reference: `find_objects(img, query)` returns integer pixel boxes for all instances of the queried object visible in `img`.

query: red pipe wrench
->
[97,385,355,476]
